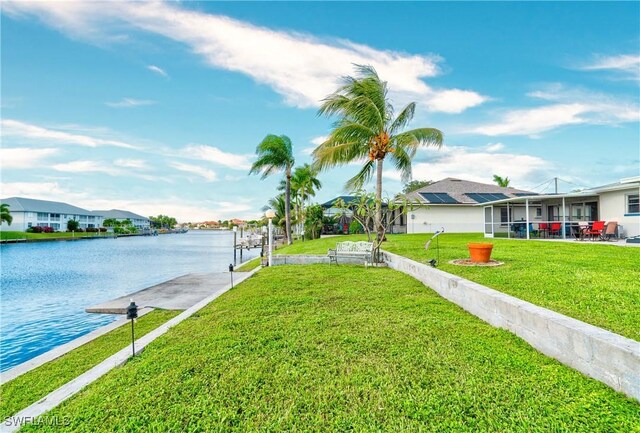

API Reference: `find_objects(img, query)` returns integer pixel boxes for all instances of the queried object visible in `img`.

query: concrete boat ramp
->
[86,272,231,314]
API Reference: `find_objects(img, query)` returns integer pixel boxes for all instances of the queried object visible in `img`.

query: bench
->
[327,241,374,265]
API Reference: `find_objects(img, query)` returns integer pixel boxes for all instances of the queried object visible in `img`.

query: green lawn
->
[21,266,638,432]
[1,310,179,420]
[0,231,107,241]
[277,234,640,341]
[236,257,261,272]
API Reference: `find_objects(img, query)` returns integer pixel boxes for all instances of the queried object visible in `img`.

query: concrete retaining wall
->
[271,255,367,266]
[382,250,640,401]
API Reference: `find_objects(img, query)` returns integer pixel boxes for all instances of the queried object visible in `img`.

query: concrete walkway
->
[86,272,233,314]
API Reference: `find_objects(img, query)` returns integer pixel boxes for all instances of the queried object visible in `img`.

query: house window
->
[628,194,639,214]
[500,207,512,226]
[49,213,60,221]
[27,222,32,228]
[535,207,542,218]
[37,213,48,220]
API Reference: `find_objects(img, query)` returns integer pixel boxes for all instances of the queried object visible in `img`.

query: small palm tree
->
[314,65,443,241]
[289,164,322,239]
[250,134,295,244]
[493,174,511,187]
[1,203,13,226]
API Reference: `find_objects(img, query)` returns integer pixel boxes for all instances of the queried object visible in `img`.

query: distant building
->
[0,197,104,232]
[230,218,247,227]
[198,221,221,229]
[93,209,150,230]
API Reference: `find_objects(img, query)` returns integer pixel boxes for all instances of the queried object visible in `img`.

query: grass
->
[235,257,261,272]
[277,234,640,341]
[0,231,108,241]
[0,310,179,419]
[20,266,639,432]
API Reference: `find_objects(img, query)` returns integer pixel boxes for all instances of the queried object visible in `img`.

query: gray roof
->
[93,209,149,221]
[407,178,535,205]
[0,197,93,215]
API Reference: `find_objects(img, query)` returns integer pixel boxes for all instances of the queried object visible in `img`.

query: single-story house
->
[403,178,537,234]
[0,197,104,232]
[93,209,151,230]
[477,176,640,239]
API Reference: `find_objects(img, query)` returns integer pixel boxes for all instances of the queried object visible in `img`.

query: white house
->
[0,197,104,232]
[93,209,150,230]
[477,176,640,239]
[404,178,536,234]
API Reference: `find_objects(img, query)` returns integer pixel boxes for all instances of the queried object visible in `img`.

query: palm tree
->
[493,174,511,187]
[267,194,290,233]
[292,164,322,240]
[250,134,295,244]
[1,203,13,226]
[313,65,443,242]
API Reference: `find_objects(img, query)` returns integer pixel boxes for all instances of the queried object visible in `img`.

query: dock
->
[86,272,232,314]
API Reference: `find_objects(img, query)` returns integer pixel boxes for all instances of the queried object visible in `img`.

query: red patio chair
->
[539,223,549,238]
[584,221,605,240]
[549,222,562,237]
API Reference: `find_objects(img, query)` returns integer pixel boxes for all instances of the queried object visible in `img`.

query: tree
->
[267,194,292,233]
[67,219,79,231]
[493,174,510,187]
[280,164,323,240]
[1,203,13,226]
[403,180,432,194]
[250,134,295,245]
[313,65,443,242]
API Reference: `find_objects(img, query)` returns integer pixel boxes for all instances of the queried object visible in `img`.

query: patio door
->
[484,206,494,238]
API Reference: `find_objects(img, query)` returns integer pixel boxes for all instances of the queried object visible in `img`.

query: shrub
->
[42,226,54,233]
[99,227,107,233]
[85,227,98,233]
[348,220,363,234]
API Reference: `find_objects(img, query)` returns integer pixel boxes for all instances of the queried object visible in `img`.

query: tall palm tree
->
[313,65,443,242]
[290,164,322,239]
[250,134,295,244]
[493,174,511,187]
[1,203,13,226]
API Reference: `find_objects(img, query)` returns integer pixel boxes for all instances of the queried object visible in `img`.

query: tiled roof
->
[93,209,149,221]
[407,178,535,205]
[0,197,93,215]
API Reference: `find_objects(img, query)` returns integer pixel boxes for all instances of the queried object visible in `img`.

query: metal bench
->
[327,241,374,265]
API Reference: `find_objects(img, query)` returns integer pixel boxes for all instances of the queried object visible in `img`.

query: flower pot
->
[468,243,493,263]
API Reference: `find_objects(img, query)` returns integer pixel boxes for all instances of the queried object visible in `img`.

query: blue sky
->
[1,1,638,222]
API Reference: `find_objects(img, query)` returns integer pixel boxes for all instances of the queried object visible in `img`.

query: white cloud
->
[147,64,168,77]
[580,54,640,81]
[383,145,551,188]
[1,119,139,149]
[2,1,487,113]
[52,160,123,176]
[105,97,156,108]
[183,144,252,170]
[311,135,327,146]
[169,162,217,182]
[470,84,639,137]
[114,159,148,169]
[0,181,260,222]
[0,147,58,169]
[485,142,504,152]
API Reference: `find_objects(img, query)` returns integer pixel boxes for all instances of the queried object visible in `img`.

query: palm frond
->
[345,160,375,192]
[389,102,416,134]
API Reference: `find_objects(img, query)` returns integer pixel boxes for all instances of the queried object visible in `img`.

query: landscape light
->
[229,263,234,288]
[126,300,138,357]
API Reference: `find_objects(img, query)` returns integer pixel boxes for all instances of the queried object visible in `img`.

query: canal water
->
[0,231,259,372]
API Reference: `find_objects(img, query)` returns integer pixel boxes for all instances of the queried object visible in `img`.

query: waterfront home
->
[0,197,104,232]
[93,209,151,230]
[403,178,536,234]
[477,176,640,239]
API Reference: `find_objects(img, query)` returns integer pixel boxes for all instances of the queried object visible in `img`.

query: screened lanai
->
[478,192,601,239]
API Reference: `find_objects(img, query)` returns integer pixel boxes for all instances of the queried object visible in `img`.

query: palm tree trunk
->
[285,167,293,245]
[375,158,384,244]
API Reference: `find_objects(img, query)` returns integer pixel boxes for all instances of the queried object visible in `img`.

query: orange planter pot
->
[468,243,494,263]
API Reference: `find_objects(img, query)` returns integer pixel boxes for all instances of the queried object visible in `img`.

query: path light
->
[265,209,276,267]
[126,299,138,357]
[229,263,234,288]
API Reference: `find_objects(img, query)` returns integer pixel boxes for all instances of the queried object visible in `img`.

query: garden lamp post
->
[126,300,138,357]
[265,209,276,267]
[233,225,238,265]
[229,263,234,288]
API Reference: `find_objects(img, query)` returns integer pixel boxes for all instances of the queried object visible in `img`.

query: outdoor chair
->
[538,223,549,238]
[601,221,618,241]
[529,223,539,237]
[549,222,562,237]
[575,221,589,240]
[584,221,605,240]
